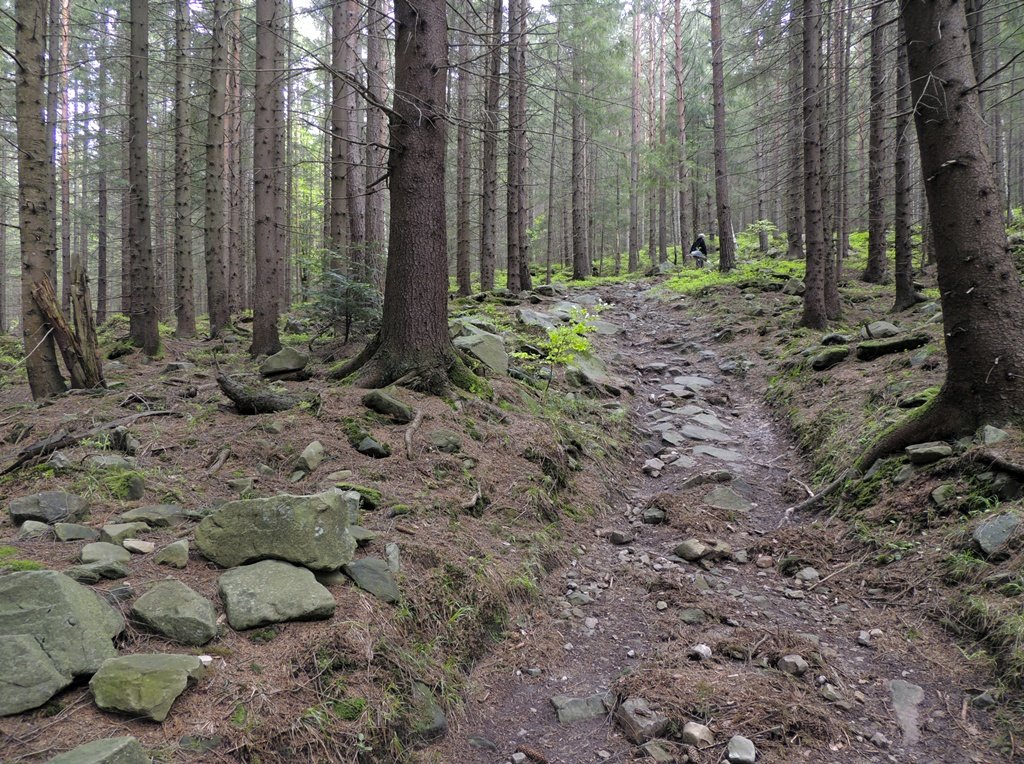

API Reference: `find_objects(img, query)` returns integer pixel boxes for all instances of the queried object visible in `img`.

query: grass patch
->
[0,546,44,571]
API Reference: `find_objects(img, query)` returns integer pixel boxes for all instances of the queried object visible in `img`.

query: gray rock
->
[855,333,930,361]
[54,522,99,541]
[680,424,737,444]
[65,561,129,583]
[679,721,714,747]
[821,332,851,346]
[100,522,150,545]
[567,352,627,396]
[973,512,1020,559]
[979,425,1009,445]
[84,454,136,471]
[154,540,189,569]
[454,332,508,376]
[905,441,953,465]
[9,491,89,525]
[693,445,744,463]
[407,681,447,741]
[810,346,850,371]
[18,520,51,539]
[615,697,669,743]
[777,654,808,676]
[259,347,309,377]
[517,308,557,331]
[48,737,150,764]
[703,485,752,512]
[794,566,820,584]
[0,634,70,716]
[296,441,325,472]
[196,491,357,571]
[131,581,218,646]
[930,484,957,508]
[642,507,666,524]
[643,457,666,475]
[607,530,633,545]
[356,437,391,458]
[550,693,608,724]
[117,504,183,528]
[860,320,901,339]
[889,679,924,745]
[781,278,805,296]
[361,389,415,423]
[639,741,676,762]
[349,525,377,546]
[673,374,716,390]
[674,539,707,561]
[679,608,706,625]
[90,654,205,722]
[343,558,401,603]
[161,361,194,374]
[727,735,757,763]
[0,571,123,697]
[123,541,154,559]
[385,542,401,573]
[226,477,254,492]
[218,560,336,630]
[426,429,462,453]
[82,542,132,564]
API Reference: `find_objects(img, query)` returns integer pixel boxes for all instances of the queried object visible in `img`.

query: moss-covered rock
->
[89,654,205,722]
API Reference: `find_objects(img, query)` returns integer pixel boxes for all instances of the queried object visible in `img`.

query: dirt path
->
[428,283,1003,764]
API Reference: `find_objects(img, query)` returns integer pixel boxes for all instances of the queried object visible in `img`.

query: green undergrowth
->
[662,257,804,296]
[0,546,44,571]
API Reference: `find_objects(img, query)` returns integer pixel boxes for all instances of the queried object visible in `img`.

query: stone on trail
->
[672,374,715,391]
[195,490,357,571]
[100,522,150,545]
[930,484,957,508]
[9,490,89,525]
[361,389,415,423]
[860,320,902,339]
[567,352,627,396]
[82,542,132,564]
[904,441,953,465]
[89,654,205,722]
[65,561,129,583]
[550,693,609,724]
[0,571,124,713]
[680,423,737,444]
[777,654,809,676]
[889,679,925,746]
[18,520,51,539]
[0,635,70,716]
[218,560,335,630]
[614,697,669,743]
[425,429,462,453]
[642,506,666,524]
[781,277,805,295]
[47,737,150,764]
[674,539,707,561]
[154,539,189,569]
[123,539,155,554]
[130,580,218,646]
[979,425,1009,445]
[679,721,714,747]
[855,333,930,361]
[517,307,557,331]
[343,558,401,604]
[703,485,752,512]
[54,522,100,541]
[972,512,1020,559]
[693,445,744,463]
[640,741,676,762]
[727,735,757,763]
[454,332,508,376]
[296,440,325,472]
[679,608,706,625]
[407,681,447,741]
[259,347,309,377]
[810,346,850,371]
[821,332,851,346]
[356,437,391,459]
[691,412,729,431]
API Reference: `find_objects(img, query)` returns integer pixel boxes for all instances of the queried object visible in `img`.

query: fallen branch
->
[970,449,1024,480]
[217,374,316,415]
[206,447,232,476]
[778,467,860,526]
[2,410,179,474]
[404,408,424,460]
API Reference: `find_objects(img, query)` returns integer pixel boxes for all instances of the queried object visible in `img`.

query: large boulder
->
[259,347,309,377]
[8,491,89,525]
[454,332,508,376]
[89,654,205,722]
[566,353,627,397]
[195,491,357,571]
[860,320,902,339]
[130,581,218,646]
[218,560,336,630]
[48,737,150,764]
[362,389,415,423]
[973,512,1020,559]
[0,635,70,716]
[116,505,185,528]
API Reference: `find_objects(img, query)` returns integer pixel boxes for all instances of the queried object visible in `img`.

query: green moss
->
[335,483,382,509]
[0,547,44,571]
[101,469,146,500]
[332,697,367,721]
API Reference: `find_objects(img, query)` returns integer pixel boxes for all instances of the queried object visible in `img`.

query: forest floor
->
[1,261,1022,763]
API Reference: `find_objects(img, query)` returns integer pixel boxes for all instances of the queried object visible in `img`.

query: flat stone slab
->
[550,693,609,724]
[54,522,99,542]
[90,654,205,722]
[100,522,150,545]
[9,491,89,525]
[672,375,715,390]
[856,333,930,361]
[65,561,129,583]
[0,634,70,716]
[660,384,696,399]
[48,737,150,764]
[905,441,953,465]
[680,424,737,444]
[517,308,557,331]
[343,558,400,604]
[154,540,189,569]
[82,542,131,564]
[691,413,729,431]
[615,697,669,744]
[117,505,185,527]
[973,512,1019,559]
[260,347,309,377]
[703,486,752,512]
[693,445,744,463]
[219,560,336,630]
[131,581,218,646]
[889,679,924,746]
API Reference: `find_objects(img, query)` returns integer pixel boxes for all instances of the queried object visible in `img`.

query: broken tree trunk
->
[217,373,317,415]
[31,275,104,389]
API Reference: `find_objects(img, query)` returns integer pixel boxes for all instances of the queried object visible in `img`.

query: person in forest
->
[689,234,708,268]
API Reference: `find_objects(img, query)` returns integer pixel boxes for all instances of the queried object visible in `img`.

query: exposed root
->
[853,392,969,473]
[969,449,1024,481]
[779,467,860,526]
[404,408,424,460]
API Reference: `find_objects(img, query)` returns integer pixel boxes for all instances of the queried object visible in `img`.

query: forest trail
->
[429,282,1002,764]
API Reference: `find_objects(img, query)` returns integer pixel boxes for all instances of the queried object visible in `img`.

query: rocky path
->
[429,283,1000,764]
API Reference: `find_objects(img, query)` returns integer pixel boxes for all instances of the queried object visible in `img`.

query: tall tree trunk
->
[863,0,888,283]
[478,0,501,292]
[251,0,284,356]
[330,0,350,272]
[709,0,735,271]
[860,0,1024,467]
[657,32,667,264]
[801,0,827,329]
[892,16,916,312]
[755,125,768,252]
[173,0,196,337]
[96,84,108,326]
[128,0,159,355]
[673,0,690,262]
[205,0,230,336]
[0,149,6,332]
[516,6,531,293]
[15,0,66,397]
[628,4,640,272]
[786,7,803,260]
[571,52,588,280]
[505,0,523,292]
[544,59,560,284]
[58,0,70,313]
[365,0,388,286]
[225,2,243,312]
[455,26,473,296]
[343,0,366,278]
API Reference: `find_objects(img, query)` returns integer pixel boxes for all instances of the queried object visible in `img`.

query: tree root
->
[404,409,424,460]
[779,467,860,525]
[853,392,969,473]
[217,374,317,415]
[969,449,1024,481]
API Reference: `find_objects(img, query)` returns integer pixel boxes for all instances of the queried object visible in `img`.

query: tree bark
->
[455,25,473,297]
[330,0,350,273]
[673,0,690,265]
[863,0,888,283]
[205,0,230,336]
[801,0,827,329]
[786,7,803,260]
[343,0,366,278]
[57,0,70,314]
[891,16,917,312]
[365,0,388,286]
[506,0,524,292]
[15,0,66,398]
[173,0,196,337]
[571,51,588,280]
[96,84,108,326]
[628,4,640,272]
[128,0,159,355]
[478,0,501,292]
[709,0,735,271]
